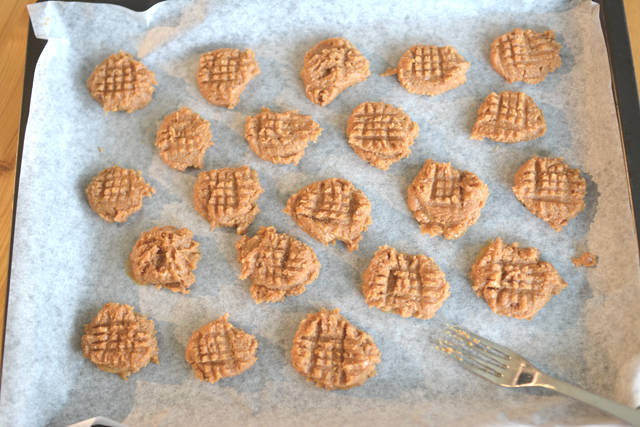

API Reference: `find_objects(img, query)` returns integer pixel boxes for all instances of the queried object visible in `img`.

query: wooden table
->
[0,0,639,372]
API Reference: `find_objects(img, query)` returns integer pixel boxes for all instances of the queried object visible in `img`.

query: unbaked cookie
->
[185,314,258,384]
[490,28,562,84]
[245,107,322,165]
[129,226,201,294]
[81,302,159,380]
[284,177,372,252]
[346,101,419,170]
[86,165,155,223]
[236,226,320,303]
[383,44,469,96]
[471,91,546,143]
[197,48,260,109]
[193,166,264,234]
[301,38,370,107]
[156,107,213,171]
[513,156,586,232]
[407,159,489,239]
[471,238,567,319]
[291,308,380,390]
[363,245,450,320]
[86,51,157,113]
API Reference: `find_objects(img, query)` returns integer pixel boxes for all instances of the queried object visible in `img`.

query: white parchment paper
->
[1,1,639,426]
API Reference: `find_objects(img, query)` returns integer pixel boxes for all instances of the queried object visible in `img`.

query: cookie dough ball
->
[407,159,489,239]
[513,156,586,232]
[471,238,567,319]
[156,107,213,171]
[471,91,546,143]
[490,28,562,84]
[197,48,260,109]
[129,226,201,294]
[81,302,159,380]
[86,165,155,223]
[193,166,264,234]
[86,51,157,113]
[291,308,380,390]
[363,246,450,319]
[301,38,370,107]
[185,314,258,384]
[346,101,419,170]
[384,44,469,96]
[284,177,372,252]
[236,226,320,303]
[245,107,322,165]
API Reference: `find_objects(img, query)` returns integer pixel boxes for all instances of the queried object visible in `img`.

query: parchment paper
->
[2,1,639,426]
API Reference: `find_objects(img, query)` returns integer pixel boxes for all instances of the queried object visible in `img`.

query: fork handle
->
[539,374,640,427]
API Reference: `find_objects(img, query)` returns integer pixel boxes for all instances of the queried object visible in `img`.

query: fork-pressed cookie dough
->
[471,238,567,319]
[129,226,201,294]
[346,101,419,170]
[471,91,546,143]
[86,165,155,223]
[490,28,562,84]
[245,107,322,165]
[513,156,586,231]
[197,48,260,109]
[291,308,380,390]
[301,37,370,106]
[363,246,450,319]
[193,166,264,234]
[185,314,258,384]
[156,107,213,171]
[236,226,321,303]
[383,44,470,96]
[407,159,489,239]
[87,51,157,113]
[81,302,159,380]
[284,177,372,252]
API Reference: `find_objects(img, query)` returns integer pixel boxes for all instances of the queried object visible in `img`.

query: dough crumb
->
[573,252,597,268]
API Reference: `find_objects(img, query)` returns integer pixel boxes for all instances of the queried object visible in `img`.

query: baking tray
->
[2,0,639,425]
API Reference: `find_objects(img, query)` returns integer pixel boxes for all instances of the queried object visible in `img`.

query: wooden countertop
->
[0,0,639,372]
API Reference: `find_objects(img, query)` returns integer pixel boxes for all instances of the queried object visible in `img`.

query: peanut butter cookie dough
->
[513,156,586,232]
[490,28,562,84]
[471,91,546,143]
[363,246,450,319]
[81,302,159,380]
[185,314,258,384]
[245,107,322,165]
[156,107,213,171]
[471,238,567,320]
[573,252,597,268]
[86,165,155,223]
[129,226,201,294]
[407,159,489,239]
[193,166,264,234]
[301,37,370,107]
[236,226,320,303]
[291,308,380,390]
[87,51,157,113]
[383,44,470,96]
[346,101,419,170]
[284,177,372,252]
[197,48,260,109]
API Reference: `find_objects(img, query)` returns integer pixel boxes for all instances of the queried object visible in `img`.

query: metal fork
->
[437,325,640,427]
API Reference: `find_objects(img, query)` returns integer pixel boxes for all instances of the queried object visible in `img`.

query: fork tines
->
[436,325,513,382]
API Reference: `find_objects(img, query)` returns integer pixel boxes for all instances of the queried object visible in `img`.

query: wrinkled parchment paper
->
[2,1,639,426]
